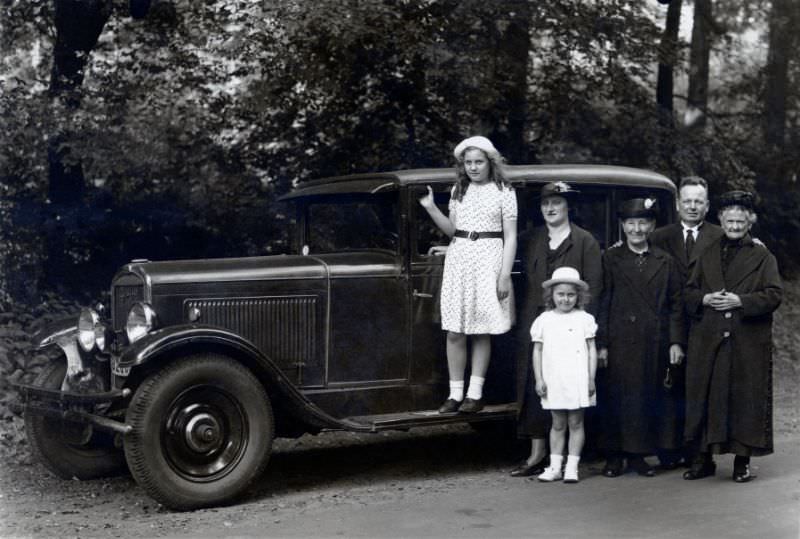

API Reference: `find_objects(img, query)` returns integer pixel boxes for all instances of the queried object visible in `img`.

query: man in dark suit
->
[648,176,723,470]
[650,176,724,284]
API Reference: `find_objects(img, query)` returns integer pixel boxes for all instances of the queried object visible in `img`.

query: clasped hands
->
[703,289,742,311]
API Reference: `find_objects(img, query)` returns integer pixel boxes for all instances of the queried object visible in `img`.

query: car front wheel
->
[25,361,127,479]
[124,354,274,510]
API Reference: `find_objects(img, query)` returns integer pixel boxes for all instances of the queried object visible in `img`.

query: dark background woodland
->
[2,0,800,307]
[0,1,799,451]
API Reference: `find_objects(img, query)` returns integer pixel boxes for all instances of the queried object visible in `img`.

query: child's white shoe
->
[563,467,579,483]
[537,466,563,482]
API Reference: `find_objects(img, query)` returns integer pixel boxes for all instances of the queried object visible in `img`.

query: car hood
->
[119,252,400,285]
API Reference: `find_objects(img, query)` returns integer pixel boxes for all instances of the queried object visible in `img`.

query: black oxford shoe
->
[628,457,655,477]
[438,399,461,414]
[510,459,546,477]
[683,461,716,480]
[602,457,624,478]
[733,465,755,483]
[458,398,484,413]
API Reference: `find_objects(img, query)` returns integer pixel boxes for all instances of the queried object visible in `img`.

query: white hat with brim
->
[541,266,589,291]
[453,136,500,160]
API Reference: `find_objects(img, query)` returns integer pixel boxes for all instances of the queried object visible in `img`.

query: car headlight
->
[126,302,157,344]
[78,308,108,352]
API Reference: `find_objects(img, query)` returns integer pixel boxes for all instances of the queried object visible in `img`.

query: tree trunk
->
[45,0,112,290]
[487,3,532,164]
[686,0,713,128]
[656,0,683,114]
[763,0,792,149]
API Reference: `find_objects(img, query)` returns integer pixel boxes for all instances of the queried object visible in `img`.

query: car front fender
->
[116,325,366,432]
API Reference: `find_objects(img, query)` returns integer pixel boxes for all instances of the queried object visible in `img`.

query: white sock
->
[566,455,581,472]
[549,454,564,471]
[448,380,464,402]
[465,375,485,400]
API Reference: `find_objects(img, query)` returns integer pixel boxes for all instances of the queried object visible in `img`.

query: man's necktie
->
[686,229,695,259]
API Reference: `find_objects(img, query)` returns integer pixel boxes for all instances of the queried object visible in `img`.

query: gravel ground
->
[0,282,797,538]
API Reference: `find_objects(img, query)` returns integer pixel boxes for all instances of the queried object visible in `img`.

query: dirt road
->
[1,425,798,539]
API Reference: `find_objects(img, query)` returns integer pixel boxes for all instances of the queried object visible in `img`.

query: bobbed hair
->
[542,282,591,311]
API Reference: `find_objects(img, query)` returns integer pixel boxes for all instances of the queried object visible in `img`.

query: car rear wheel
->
[124,354,274,510]
[25,361,127,479]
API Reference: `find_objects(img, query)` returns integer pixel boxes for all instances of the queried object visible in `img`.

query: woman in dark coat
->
[596,198,686,477]
[682,191,782,483]
[511,181,602,477]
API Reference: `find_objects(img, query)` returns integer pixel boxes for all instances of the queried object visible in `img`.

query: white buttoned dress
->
[530,309,597,410]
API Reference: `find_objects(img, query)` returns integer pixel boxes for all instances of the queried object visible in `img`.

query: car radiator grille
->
[185,296,317,374]
[112,284,145,331]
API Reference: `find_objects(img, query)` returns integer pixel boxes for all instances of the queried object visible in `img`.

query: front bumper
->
[13,382,133,434]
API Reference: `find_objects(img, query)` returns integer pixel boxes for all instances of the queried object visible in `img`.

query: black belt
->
[454,229,503,241]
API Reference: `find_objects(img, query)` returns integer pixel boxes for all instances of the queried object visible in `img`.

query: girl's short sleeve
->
[502,186,518,221]
[530,312,546,343]
[583,312,598,339]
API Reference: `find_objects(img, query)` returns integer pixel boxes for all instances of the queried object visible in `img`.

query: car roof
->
[281,164,676,200]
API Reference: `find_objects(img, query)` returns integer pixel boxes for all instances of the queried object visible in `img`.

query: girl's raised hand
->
[419,185,435,209]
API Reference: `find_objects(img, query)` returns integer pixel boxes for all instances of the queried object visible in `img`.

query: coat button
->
[629,315,636,323]
[723,331,731,338]
[724,312,732,319]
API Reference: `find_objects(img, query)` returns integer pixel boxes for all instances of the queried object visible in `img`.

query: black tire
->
[124,354,274,510]
[24,361,127,479]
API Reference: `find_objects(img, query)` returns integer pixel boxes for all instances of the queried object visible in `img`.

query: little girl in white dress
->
[531,266,598,483]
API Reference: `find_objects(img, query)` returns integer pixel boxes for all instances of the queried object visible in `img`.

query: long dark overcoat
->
[596,245,686,454]
[648,220,724,450]
[683,236,782,455]
[515,223,602,437]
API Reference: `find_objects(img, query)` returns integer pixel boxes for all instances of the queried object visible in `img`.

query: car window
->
[306,194,399,253]
[412,185,451,258]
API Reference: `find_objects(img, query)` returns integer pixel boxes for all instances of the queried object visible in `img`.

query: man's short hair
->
[678,176,709,192]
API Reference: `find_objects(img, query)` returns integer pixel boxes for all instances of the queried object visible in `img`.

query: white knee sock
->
[448,380,464,402]
[465,375,485,400]
[549,454,564,471]
[566,455,581,473]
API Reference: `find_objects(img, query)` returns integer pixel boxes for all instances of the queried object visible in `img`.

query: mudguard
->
[116,325,369,432]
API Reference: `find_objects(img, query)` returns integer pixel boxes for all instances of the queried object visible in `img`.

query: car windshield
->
[304,194,399,253]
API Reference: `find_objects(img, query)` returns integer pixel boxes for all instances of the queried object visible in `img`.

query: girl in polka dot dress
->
[419,136,517,415]
[532,267,598,483]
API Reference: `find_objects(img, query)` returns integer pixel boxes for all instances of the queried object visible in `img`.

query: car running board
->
[343,403,517,432]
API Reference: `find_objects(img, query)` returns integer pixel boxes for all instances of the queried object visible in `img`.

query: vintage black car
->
[16,164,676,510]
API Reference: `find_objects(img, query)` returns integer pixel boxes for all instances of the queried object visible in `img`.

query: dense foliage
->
[1,0,799,308]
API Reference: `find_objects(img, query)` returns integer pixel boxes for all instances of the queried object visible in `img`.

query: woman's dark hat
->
[539,181,580,199]
[717,190,754,211]
[618,197,658,219]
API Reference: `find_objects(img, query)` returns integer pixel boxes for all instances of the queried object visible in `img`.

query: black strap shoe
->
[510,459,546,477]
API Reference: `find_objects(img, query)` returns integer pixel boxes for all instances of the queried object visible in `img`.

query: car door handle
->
[413,290,434,298]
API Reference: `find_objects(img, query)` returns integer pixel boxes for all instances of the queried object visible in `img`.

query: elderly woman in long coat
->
[682,191,782,483]
[596,198,686,477]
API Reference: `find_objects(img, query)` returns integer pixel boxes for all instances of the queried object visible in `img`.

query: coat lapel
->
[690,222,718,266]
[703,240,726,291]
[725,238,763,290]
